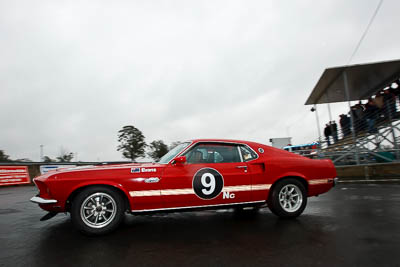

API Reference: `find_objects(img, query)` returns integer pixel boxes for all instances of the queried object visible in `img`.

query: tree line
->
[0,125,176,163]
[117,125,178,162]
[0,149,74,163]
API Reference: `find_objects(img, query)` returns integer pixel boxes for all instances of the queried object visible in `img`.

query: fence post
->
[343,71,360,164]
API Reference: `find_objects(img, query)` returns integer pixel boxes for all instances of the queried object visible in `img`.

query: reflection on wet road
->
[1,184,399,267]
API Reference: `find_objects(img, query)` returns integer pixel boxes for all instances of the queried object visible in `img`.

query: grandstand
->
[305,59,400,165]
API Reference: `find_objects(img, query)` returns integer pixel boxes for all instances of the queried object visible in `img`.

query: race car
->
[31,139,337,235]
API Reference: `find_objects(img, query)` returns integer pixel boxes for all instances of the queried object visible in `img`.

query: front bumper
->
[30,196,57,204]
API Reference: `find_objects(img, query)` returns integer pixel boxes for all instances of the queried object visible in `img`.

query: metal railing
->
[316,97,400,165]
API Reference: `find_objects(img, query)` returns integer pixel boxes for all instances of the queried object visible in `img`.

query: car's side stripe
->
[130,190,161,197]
[251,184,271,190]
[161,188,195,196]
[129,184,271,197]
[222,185,251,192]
[309,179,332,185]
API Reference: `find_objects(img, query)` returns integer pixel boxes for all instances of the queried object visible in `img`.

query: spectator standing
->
[324,124,332,146]
[355,102,366,131]
[394,81,400,107]
[350,104,364,133]
[365,98,378,133]
[339,114,351,137]
[383,89,396,119]
[374,92,385,120]
[331,121,338,143]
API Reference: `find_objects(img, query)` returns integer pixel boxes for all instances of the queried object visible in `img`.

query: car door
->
[125,164,165,212]
[238,144,269,202]
[160,142,252,210]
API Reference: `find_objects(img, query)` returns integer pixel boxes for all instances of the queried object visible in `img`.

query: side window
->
[184,143,241,164]
[239,145,258,162]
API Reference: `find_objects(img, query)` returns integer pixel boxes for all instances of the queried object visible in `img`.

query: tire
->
[267,178,307,218]
[71,186,125,235]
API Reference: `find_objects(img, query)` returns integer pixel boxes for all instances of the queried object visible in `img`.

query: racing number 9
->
[193,168,224,199]
[201,173,216,195]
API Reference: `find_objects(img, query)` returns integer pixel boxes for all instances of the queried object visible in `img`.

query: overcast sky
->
[1,0,399,161]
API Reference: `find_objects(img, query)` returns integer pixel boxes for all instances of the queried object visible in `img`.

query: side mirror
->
[173,156,186,165]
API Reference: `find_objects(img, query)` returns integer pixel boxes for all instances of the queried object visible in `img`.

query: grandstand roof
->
[305,59,400,105]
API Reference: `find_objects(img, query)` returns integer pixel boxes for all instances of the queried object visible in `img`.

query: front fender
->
[63,180,131,211]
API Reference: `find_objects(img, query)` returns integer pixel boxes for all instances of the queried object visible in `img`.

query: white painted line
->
[338,179,400,183]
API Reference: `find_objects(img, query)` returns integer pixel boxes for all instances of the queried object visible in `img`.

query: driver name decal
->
[131,167,157,173]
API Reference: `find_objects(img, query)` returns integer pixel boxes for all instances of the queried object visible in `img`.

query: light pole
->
[40,145,44,162]
[311,105,322,145]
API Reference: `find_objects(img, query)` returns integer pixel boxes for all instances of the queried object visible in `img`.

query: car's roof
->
[189,139,266,148]
[188,139,303,159]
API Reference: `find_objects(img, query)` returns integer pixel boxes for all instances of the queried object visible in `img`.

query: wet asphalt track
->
[1,184,400,267]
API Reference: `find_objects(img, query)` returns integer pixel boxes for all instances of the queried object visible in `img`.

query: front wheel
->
[71,186,125,235]
[267,179,307,218]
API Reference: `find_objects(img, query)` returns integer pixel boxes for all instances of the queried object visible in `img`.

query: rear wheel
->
[267,178,307,218]
[71,186,125,235]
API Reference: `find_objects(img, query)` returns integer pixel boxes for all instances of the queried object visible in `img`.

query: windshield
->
[158,142,191,164]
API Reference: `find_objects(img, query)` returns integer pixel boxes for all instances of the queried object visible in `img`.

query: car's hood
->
[55,162,165,173]
[34,162,166,182]
[35,163,165,179]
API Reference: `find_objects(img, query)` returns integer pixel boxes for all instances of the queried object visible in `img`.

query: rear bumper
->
[333,177,339,187]
[30,196,57,204]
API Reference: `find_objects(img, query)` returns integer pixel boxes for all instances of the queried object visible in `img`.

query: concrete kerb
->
[336,162,400,183]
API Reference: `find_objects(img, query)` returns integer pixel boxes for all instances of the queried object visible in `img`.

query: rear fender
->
[268,172,309,198]
[276,172,307,182]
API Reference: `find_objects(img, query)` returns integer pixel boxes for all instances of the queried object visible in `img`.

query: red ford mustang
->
[31,139,337,235]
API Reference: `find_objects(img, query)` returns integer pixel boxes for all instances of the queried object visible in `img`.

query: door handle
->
[236,166,248,172]
[236,166,247,169]
[145,177,160,183]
